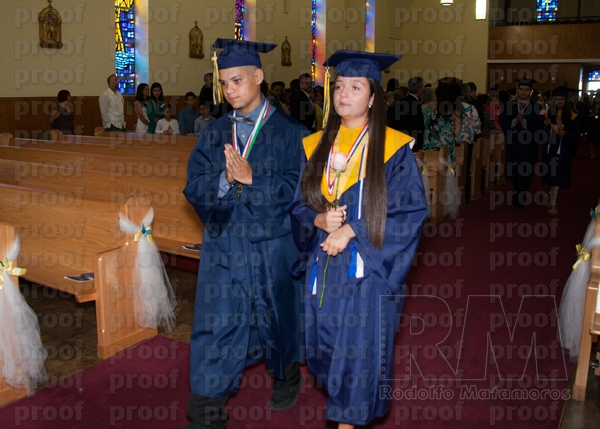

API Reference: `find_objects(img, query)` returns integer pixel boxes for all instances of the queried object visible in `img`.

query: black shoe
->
[268,363,304,411]
[182,394,229,429]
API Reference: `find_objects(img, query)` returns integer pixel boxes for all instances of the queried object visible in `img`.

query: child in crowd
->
[155,104,180,135]
[178,91,200,134]
[193,103,216,135]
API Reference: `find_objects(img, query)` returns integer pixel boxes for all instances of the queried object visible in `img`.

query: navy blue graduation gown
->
[541,116,580,188]
[183,109,308,398]
[290,138,427,425]
[499,100,546,184]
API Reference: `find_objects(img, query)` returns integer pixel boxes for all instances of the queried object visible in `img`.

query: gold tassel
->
[322,67,331,130]
[211,50,224,105]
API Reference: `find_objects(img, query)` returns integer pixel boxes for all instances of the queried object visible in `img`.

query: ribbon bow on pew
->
[438,155,459,219]
[559,237,600,360]
[119,208,176,333]
[0,235,47,393]
[415,157,431,218]
[0,257,26,289]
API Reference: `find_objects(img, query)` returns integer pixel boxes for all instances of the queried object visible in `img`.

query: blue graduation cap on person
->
[552,85,580,97]
[321,50,402,127]
[211,38,277,103]
[516,77,537,88]
[323,50,402,83]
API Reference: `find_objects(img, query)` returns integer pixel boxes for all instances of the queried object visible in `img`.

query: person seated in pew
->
[155,104,180,135]
[193,103,216,135]
[49,89,75,134]
[178,91,200,135]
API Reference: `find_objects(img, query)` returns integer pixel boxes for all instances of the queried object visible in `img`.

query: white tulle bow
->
[416,158,431,218]
[558,236,600,360]
[119,208,176,333]
[0,235,47,393]
[438,156,460,219]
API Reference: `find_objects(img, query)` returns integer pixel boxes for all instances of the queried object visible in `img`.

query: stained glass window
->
[589,70,600,82]
[536,0,558,22]
[235,0,244,40]
[311,0,317,83]
[115,0,135,94]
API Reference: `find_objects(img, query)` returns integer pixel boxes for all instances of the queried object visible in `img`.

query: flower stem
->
[320,170,341,310]
[320,255,330,309]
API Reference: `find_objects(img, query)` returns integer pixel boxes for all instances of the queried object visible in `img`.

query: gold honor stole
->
[546,110,578,133]
[302,125,414,203]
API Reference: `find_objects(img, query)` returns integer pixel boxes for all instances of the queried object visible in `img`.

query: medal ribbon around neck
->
[326,124,369,197]
[518,100,530,114]
[232,102,270,160]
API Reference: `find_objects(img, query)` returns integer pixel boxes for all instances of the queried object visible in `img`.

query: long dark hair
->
[548,96,572,126]
[135,83,149,103]
[301,78,387,248]
[150,82,164,102]
[435,83,463,119]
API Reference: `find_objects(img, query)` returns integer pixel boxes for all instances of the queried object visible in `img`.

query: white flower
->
[331,152,347,172]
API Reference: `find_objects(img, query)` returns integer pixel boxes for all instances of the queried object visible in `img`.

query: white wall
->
[0,0,490,97]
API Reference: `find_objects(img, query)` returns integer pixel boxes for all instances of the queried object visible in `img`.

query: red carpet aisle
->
[0,336,192,428]
[1,147,598,428]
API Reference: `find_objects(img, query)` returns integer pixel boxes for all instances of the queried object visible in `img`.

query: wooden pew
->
[572,220,600,401]
[52,130,198,150]
[454,143,467,206]
[0,190,158,358]
[0,223,28,405]
[0,135,203,259]
[469,139,482,202]
[480,137,494,194]
[492,133,506,185]
[420,146,450,224]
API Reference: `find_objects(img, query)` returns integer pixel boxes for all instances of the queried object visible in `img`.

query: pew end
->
[422,146,449,224]
[469,139,482,202]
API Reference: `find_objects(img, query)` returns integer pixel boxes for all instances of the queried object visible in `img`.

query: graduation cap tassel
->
[211,50,224,105]
[322,67,331,130]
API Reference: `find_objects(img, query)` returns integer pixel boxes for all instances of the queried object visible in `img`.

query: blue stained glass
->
[235,0,244,40]
[589,70,600,82]
[536,0,558,22]
[115,0,135,94]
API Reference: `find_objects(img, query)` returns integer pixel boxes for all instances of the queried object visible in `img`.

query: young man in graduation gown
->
[182,39,308,429]
[499,78,546,208]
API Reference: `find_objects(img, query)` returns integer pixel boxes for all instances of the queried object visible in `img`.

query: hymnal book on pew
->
[182,243,202,251]
[64,272,94,282]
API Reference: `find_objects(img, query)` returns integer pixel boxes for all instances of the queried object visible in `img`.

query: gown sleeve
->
[184,123,239,234]
[289,150,322,275]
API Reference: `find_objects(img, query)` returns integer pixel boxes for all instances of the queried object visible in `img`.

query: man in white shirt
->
[99,74,126,131]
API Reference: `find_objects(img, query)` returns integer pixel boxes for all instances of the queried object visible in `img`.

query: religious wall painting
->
[281,36,291,67]
[38,0,63,49]
[189,21,205,59]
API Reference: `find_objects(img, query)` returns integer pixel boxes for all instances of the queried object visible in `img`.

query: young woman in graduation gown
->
[542,86,580,215]
[290,51,428,428]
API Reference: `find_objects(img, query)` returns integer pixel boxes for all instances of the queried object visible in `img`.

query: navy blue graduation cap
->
[321,50,402,128]
[214,38,277,70]
[517,77,537,88]
[323,50,402,83]
[211,38,277,103]
[552,86,580,97]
